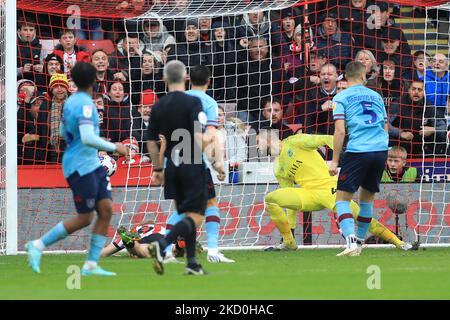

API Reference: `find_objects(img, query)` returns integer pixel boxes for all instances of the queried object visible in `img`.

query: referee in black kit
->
[146,60,222,276]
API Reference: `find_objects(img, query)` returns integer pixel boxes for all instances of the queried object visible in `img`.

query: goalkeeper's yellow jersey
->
[273,134,337,189]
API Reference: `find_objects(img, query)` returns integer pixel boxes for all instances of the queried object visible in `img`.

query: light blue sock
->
[87,233,107,263]
[336,201,355,238]
[40,221,68,247]
[356,202,373,241]
[205,206,220,250]
[164,211,186,255]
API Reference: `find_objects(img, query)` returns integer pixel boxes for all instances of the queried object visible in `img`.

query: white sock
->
[208,248,219,256]
[83,260,98,270]
[346,235,357,250]
[33,239,45,251]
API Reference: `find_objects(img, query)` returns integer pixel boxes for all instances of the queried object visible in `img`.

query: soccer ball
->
[99,154,117,177]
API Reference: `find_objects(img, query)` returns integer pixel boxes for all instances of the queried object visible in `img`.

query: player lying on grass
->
[100,222,185,262]
[260,130,415,251]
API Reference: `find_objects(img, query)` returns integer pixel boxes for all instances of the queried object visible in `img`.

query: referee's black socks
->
[160,217,197,257]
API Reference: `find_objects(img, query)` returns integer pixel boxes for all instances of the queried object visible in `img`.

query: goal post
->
[1,0,17,255]
[4,0,450,254]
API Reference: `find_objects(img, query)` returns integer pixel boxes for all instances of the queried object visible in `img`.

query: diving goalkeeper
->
[260,129,413,251]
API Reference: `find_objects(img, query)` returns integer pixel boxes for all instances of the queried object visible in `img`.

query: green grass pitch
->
[1,248,450,299]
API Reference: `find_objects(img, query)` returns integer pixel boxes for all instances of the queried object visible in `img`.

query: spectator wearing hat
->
[315,10,353,71]
[117,137,145,168]
[17,17,43,82]
[141,17,176,57]
[277,8,299,57]
[53,29,90,76]
[210,20,237,102]
[377,28,413,80]
[167,18,212,72]
[35,53,63,94]
[132,89,158,156]
[280,24,307,107]
[91,49,117,96]
[236,11,279,52]
[363,1,411,61]
[338,0,369,50]
[37,73,69,163]
[130,51,165,104]
[104,80,132,143]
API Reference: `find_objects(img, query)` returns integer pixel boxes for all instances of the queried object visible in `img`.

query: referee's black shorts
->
[337,150,388,194]
[164,162,208,215]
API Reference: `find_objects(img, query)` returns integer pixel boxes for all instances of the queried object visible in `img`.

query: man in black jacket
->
[389,80,447,156]
[236,37,281,127]
[17,17,43,82]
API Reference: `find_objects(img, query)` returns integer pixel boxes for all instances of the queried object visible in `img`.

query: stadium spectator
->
[132,89,158,156]
[338,0,369,50]
[380,59,403,108]
[93,93,107,138]
[199,17,213,43]
[425,53,450,108]
[378,28,413,80]
[210,20,237,102]
[91,49,116,95]
[53,29,90,76]
[37,73,69,163]
[277,8,298,57]
[363,1,411,62]
[17,17,43,82]
[304,50,327,91]
[381,146,419,182]
[167,18,212,71]
[236,37,281,126]
[217,105,248,164]
[141,17,176,58]
[256,98,293,140]
[104,81,132,143]
[68,78,78,95]
[117,137,146,168]
[409,50,430,81]
[355,49,380,91]
[17,79,43,164]
[315,11,353,71]
[236,11,278,51]
[280,24,306,108]
[130,51,165,104]
[305,63,338,137]
[336,78,348,93]
[389,80,447,156]
[34,53,63,94]
[109,33,144,81]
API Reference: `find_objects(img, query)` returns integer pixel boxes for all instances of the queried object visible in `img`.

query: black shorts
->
[138,233,164,245]
[206,168,216,200]
[66,166,112,214]
[164,162,208,215]
[337,151,388,194]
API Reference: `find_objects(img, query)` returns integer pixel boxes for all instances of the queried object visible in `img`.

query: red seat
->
[78,40,115,55]
[288,124,303,134]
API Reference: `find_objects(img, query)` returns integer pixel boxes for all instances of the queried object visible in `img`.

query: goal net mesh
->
[9,0,450,252]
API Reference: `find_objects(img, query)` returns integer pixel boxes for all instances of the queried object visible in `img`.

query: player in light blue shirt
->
[163,65,234,263]
[329,61,389,257]
[26,62,127,276]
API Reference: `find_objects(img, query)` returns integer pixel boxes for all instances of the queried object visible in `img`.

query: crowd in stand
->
[16,0,450,167]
